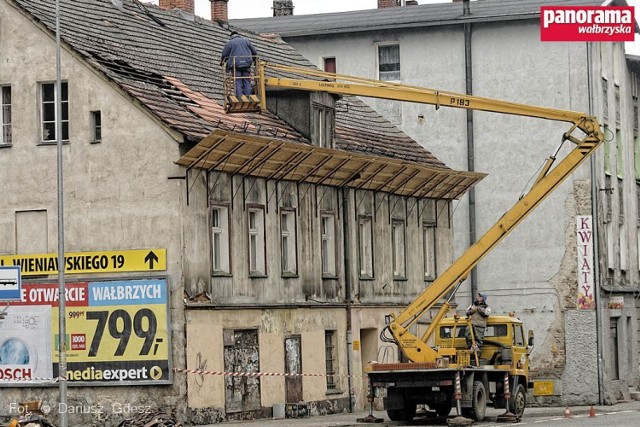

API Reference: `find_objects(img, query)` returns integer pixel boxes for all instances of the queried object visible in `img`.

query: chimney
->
[378,0,399,8]
[210,0,229,22]
[158,0,194,14]
[273,0,294,17]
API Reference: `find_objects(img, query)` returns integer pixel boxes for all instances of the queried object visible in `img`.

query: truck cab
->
[436,315,531,372]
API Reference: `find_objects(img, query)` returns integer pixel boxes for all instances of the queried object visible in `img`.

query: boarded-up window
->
[323,57,336,73]
[16,210,48,253]
[224,329,260,413]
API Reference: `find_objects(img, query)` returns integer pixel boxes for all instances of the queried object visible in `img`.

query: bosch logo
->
[69,311,85,319]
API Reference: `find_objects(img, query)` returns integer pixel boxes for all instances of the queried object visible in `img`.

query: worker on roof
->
[221,30,258,98]
[465,292,491,357]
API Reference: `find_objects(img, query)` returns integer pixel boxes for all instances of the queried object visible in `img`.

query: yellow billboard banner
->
[0,249,166,276]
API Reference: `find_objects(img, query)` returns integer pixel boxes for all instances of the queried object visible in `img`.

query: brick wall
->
[158,0,194,14]
[211,0,229,22]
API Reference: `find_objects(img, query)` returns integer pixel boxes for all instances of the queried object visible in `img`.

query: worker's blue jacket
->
[221,34,257,71]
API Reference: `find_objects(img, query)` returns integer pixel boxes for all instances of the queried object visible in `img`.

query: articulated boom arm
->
[258,62,603,363]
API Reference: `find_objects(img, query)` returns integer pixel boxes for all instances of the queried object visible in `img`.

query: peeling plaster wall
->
[0,1,186,424]
[185,308,349,423]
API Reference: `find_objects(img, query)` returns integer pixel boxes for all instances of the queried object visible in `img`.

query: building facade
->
[0,0,482,424]
[235,0,640,404]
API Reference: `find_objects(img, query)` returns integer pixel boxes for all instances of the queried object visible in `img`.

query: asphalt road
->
[211,401,640,427]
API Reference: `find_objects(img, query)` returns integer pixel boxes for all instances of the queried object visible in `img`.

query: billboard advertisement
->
[0,278,171,386]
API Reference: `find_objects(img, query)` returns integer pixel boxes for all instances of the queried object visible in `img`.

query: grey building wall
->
[264,13,640,402]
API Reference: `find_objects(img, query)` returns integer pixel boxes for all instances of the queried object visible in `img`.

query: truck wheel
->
[387,402,416,422]
[469,381,487,421]
[510,383,526,419]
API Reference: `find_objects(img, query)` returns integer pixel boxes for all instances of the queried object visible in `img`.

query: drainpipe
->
[342,187,354,413]
[587,41,605,405]
[462,0,478,301]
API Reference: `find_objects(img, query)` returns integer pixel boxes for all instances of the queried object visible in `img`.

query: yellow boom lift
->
[224,61,603,422]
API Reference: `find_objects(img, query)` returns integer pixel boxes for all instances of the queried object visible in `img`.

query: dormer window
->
[313,102,334,149]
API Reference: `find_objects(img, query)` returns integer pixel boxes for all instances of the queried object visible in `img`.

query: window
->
[1,86,11,146]
[513,325,525,346]
[40,82,69,142]
[323,57,336,74]
[392,220,406,278]
[248,207,266,275]
[602,78,609,120]
[620,223,627,271]
[280,209,297,275]
[635,134,640,181]
[324,331,337,391]
[91,111,102,143]
[358,216,373,278]
[321,214,336,276]
[423,223,436,280]
[211,206,230,274]
[616,129,624,179]
[313,104,334,148]
[615,84,620,126]
[604,125,611,176]
[378,44,400,81]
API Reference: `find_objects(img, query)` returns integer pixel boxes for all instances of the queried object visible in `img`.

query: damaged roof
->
[9,0,448,168]
[232,0,632,38]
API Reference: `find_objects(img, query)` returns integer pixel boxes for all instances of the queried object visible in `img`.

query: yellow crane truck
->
[226,61,603,422]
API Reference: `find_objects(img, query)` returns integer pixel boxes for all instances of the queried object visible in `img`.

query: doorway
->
[285,335,303,403]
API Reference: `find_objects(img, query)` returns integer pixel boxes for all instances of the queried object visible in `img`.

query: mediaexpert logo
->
[541,6,635,42]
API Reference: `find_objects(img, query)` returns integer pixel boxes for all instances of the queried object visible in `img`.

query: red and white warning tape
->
[173,367,341,378]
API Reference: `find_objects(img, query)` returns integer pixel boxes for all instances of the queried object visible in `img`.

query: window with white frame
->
[40,82,69,142]
[378,44,400,81]
[321,214,336,276]
[392,219,406,279]
[358,216,373,278]
[280,209,297,275]
[1,86,11,146]
[423,223,436,280]
[211,206,230,274]
[377,44,402,124]
[248,207,266,275]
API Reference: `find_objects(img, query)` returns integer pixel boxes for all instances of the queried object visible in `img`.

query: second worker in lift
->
[465,292,491,354]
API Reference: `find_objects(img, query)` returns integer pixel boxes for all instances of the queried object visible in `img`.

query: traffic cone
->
[589,405,596,418]
[564,406,572,418]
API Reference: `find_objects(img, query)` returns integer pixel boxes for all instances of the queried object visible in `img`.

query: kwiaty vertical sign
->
[576,216,595,310]
[541,6,635,42]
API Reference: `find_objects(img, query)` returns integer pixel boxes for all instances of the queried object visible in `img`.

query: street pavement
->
[199,400,640,427]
